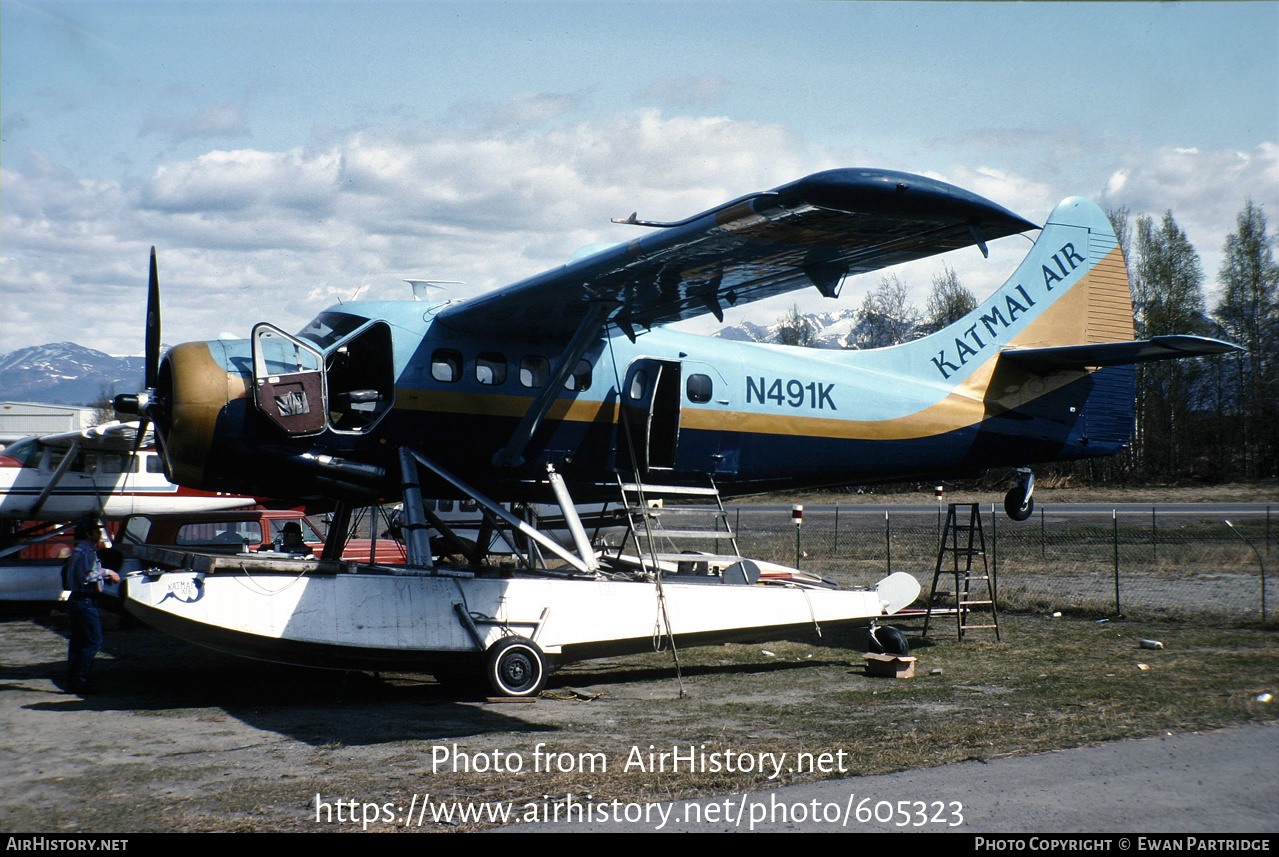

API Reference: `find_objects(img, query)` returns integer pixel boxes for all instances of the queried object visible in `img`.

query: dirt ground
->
[2,608,876,833]
[2,601,1275,833]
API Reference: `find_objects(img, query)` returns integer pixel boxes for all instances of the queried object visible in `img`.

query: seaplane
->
[108,167,1237,695]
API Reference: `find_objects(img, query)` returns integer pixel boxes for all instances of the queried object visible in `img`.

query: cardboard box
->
[863,653,917,679]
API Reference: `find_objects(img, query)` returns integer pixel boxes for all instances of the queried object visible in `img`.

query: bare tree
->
[922,263,977,333]
[89,384,117,427]
[850,274,921,349]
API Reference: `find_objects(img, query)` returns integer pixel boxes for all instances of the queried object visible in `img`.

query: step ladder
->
[923,503,1001,640]
[611,475,741,578]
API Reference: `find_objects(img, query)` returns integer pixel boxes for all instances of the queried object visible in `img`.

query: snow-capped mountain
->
[710,308,862,349]
[0,342,145,405]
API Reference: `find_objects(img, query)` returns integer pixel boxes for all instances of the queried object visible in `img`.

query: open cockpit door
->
[323,321,395,433]
[620,358,682,472]
[252,324,326,436]
[253,318,397,437]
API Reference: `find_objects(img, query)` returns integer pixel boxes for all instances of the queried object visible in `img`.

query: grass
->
[3,608,1276,832]
[317,614,1278,831]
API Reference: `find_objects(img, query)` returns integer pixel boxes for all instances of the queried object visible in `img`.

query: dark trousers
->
[66,594,103,689]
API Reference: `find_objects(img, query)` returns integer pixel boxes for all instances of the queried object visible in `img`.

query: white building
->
[0,402,99,446]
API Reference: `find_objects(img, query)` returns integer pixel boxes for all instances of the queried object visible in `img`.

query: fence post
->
[1040,505,1046,560]
[833,504,839,555]
[1113,509,1121,615]
[1152,505,1157,565]
[990,503,997,581]
[1225,520,1267,623]
[885,510,891,575]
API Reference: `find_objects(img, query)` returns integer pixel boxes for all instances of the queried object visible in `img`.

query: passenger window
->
[99,454,129,474]
[438,499,454,512]
[629,369,648,401]
[146,455,165,473]
[476,352,507,386]
[564,359,592,392]
[46,449,87,472]
[686,373,713,404]
[431,349,463,382]
[520,356,550,388]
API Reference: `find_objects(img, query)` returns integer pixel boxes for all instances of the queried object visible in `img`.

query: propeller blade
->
[145,247,161,389]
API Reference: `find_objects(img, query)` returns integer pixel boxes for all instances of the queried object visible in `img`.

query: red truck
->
[2,508,406,602]
[116,508,407,564]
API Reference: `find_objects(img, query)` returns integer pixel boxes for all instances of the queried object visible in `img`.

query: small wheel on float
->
[868,625,910,656]
[485,636,547,698]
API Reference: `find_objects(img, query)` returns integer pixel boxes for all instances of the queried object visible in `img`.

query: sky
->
[2,0,1277,355]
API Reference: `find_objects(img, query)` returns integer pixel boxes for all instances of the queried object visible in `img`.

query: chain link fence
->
[332,501,1271,624]
[684,503,1274,624]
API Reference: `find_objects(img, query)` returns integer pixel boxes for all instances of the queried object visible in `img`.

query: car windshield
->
[296,311,367,350]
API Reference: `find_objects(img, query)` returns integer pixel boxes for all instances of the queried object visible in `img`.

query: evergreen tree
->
[1213,200,1279,478]
[775,302,815,347]
[1131,211,1208,478]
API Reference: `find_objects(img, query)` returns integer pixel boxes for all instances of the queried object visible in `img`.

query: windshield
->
[0,438,41,467]
[296,311,367,351]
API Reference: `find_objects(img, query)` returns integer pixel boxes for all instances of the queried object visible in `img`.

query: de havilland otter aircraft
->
[113,168,1236,695]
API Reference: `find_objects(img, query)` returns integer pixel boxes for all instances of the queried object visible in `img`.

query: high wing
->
[435,168,1037,339]
[32,421,154,453]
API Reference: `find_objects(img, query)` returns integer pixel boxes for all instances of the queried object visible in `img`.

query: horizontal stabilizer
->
[1000,335,1242,370]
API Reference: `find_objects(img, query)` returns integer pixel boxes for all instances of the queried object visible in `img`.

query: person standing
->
[62,519,120,695]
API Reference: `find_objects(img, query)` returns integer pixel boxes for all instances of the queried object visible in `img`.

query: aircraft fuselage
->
[160,199,1137,506]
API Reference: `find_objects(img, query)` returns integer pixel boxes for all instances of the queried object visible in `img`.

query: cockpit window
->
[296,312,367,350]
[0,438,41,468]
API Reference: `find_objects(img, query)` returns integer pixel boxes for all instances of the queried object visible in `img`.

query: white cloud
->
[1098,142,1279,293]
[3,105,1274,357]
[1,107,822,354]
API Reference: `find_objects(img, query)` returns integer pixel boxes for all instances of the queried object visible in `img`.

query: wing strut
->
[492,301,614,469]
[27,441,82,519]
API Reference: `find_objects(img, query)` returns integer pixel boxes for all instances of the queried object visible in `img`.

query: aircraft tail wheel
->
[486,637,547,698]
[1004,488,1034,521]
[868,625,910,656]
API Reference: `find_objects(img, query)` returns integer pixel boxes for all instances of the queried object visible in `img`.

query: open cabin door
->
[620,358,682,473]
[251,324,326,436]
[252,320,396,437]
